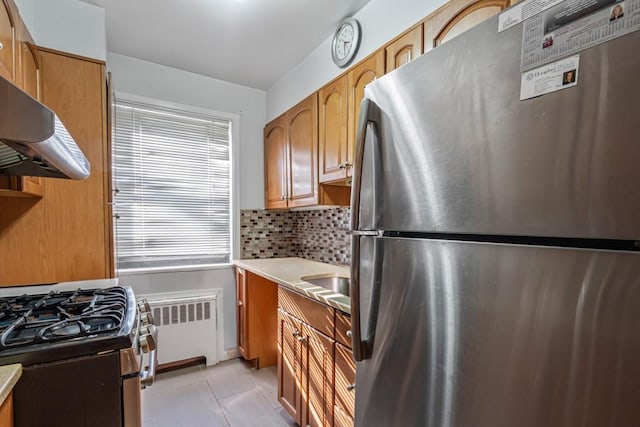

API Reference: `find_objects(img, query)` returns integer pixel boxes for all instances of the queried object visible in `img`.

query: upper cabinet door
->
[347,49,385,178]
[14,17,36,95]
[0,0,14,81]
[286,93,318,208]
[264,115,289,210]
[424,0,513,53]
[319,75,349,183]
[385,24,423,73]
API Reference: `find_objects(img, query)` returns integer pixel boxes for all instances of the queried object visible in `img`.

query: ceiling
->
[79,0,372,91]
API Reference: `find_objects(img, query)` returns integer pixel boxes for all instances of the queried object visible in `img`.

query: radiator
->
[143,290,223,366]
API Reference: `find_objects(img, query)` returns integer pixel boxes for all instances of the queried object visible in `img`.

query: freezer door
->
[361,16,640,240]
[355,237,640,427]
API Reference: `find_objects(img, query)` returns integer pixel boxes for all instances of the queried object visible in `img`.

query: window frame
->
[112,92,240,274]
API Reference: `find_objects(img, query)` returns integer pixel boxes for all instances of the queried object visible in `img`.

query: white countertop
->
[0,278,119,297]
[233,258,351,314]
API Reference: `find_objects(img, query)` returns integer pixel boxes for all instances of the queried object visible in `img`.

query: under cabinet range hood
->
[0,76,90,179]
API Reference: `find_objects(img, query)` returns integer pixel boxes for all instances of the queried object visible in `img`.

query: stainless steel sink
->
[301,273,350,296]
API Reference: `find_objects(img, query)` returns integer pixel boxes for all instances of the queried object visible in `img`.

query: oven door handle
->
[140,324,158,388]
[140,349,157,388]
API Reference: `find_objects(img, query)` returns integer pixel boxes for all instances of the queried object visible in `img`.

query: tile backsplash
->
[240,207,351,266]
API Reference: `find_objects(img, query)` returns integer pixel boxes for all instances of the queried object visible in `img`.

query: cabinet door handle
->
[344,162,352,169]
[346,330,352,337]
[297,336,307,343]
[292,330,300,337]
[339,163,346,169]
[347,383,356,391]
[237,301,243,306]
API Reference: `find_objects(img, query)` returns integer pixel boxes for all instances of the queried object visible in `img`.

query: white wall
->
[14,0,106,61]
[266,0,448,121]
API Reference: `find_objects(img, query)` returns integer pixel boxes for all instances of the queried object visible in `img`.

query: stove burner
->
[0,287,128,350]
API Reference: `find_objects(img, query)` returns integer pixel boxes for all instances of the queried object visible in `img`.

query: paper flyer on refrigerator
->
[521,0,640,71]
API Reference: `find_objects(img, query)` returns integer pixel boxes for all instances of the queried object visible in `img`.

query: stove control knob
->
[138,299,151,313]
[140,334,156,353]
[140,311,154,326]
[141,324,156,337]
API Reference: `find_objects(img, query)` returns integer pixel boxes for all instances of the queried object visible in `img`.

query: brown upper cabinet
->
[16,25,39,99]
[0,0,14,81]
[316,49,384,186]
[385,24,424,73]
[264,93,319,209]
[0,1,44,198]
[264,114,289,209]
[0,47,113,285]
[347,50,385,180]
[424,0,514,53]
[11,18,43,197]
[318,75,349,183]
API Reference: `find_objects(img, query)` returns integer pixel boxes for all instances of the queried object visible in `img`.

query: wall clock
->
[331,17,361,68]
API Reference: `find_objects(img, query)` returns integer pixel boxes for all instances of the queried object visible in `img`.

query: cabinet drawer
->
[278,286,335,338]
[335,311,352,349]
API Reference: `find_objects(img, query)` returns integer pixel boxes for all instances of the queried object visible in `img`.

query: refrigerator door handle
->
[351,97,381,362]
[351,232,366,361]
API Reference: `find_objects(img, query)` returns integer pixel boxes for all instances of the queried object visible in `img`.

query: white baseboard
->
[224,348,241,360]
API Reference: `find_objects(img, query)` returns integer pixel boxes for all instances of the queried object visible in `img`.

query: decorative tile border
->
[240,208,351,266]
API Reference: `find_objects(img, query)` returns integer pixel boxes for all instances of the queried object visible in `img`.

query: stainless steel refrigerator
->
[349,13,640,427]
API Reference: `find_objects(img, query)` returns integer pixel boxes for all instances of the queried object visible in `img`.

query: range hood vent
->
[0,76,90,180]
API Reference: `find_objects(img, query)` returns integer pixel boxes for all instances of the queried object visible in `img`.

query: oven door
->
[14,352,123,427]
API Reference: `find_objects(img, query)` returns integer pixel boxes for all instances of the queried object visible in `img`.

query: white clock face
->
[335,24,354,60]
[332,18,360,68]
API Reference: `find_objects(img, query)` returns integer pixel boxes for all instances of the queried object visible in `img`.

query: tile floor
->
[142,358,297,427]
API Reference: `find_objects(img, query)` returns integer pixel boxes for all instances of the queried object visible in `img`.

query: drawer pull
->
[346,383,356,392]
[346,330,352,337]
[293,330,300,337]
[297,336,307,343]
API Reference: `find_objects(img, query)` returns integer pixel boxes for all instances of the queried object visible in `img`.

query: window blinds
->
[113,99,231,270]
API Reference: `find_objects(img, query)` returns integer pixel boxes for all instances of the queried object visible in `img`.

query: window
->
[113,97,233,270]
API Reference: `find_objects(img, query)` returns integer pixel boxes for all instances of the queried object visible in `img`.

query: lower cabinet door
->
[277,309,303,424]
[334,342,356,426]
[0,392,13,427]
[302,324,334,427]
[236,268,248,359]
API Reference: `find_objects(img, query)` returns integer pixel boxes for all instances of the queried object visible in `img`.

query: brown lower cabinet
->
[334,343,355,427]
[277,286,354,427]
[236,268,278,368]
[278,308,335,427]
[0,392,13,427]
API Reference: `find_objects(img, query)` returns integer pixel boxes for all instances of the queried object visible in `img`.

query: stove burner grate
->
[0,287,128,350]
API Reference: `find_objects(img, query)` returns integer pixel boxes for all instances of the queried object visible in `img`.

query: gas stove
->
[0,286,137,366]
[2,284,157,426]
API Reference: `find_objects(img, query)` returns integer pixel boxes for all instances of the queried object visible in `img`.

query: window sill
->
[117,263,234,276]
